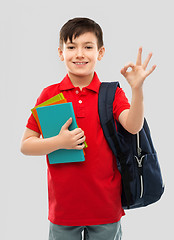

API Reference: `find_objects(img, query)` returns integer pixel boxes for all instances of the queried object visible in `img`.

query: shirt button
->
[76,90,79,94]
[78,100,82,104]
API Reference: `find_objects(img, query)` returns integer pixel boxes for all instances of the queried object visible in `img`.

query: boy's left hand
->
[120,47,156,89]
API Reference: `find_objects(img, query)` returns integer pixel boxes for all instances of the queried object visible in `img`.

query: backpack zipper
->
[135,155,145,198]
[135,132,145,198]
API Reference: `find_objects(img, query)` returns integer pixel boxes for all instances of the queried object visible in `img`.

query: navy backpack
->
[98,82,164,209]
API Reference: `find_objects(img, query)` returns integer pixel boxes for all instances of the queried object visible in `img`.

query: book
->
[36,102,85,164]
[31,93,87,149]
[31,93,67,133]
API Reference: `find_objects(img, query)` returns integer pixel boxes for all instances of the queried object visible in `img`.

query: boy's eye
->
[85,46,93,49]
[66,45,93,50]
[67,46,75,49]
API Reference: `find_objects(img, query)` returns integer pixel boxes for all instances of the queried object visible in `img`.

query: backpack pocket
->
[142,153,164,205]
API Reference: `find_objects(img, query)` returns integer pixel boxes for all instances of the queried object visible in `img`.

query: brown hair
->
[59,17,104,50]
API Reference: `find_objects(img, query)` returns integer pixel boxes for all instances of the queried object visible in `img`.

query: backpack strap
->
[98,82,132,208]
[98,82,120,156]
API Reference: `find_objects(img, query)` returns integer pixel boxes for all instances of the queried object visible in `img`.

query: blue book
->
[36,102,85,164]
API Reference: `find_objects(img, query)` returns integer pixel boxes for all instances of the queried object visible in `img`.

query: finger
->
[74,143,85,150]
[136,47,142,66]
[74,131,85,141]
[145,64,157,77]
[71,128,84,135]
[124,62,135,70]
[62,118,72,130]
[121,62,135,76]
[76,136,86,145]
[120,68,127,76]
[142,52,153,69]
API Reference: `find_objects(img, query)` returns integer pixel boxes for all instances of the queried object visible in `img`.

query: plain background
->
[1,0,173,239]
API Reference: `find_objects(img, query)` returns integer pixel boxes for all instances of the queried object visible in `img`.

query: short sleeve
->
[113,87,130,121]
[26,88,49,134]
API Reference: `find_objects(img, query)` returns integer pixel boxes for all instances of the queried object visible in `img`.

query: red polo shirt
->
[26,72,130,226]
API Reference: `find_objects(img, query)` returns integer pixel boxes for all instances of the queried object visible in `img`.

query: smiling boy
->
[58,31,104,90]
[21,17,156,240]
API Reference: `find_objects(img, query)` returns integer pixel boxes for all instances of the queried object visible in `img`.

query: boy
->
[20,17,156,240]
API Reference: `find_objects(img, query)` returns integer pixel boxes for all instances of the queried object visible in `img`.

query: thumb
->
[62,117,72,130]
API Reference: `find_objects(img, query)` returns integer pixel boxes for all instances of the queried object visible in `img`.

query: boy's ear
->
[58,47,64,61]
[97,46,105,61]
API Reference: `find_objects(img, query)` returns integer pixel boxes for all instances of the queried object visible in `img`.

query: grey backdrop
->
[1,0,173,239]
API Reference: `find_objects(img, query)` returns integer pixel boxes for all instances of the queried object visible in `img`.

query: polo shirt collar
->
[59,74,75,91]
[59,72,101,93]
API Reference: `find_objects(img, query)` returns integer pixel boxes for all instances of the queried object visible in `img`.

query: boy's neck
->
[68,72,94,90]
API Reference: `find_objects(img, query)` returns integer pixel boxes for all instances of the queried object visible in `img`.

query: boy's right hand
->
[57,118,86,150]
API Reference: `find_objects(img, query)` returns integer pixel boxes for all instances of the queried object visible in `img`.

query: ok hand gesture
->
[120,47,156,89]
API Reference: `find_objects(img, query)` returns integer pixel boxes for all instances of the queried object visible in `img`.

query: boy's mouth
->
[73,62,88,65]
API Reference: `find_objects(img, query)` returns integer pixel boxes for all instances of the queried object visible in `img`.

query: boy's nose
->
[76,48,84,58]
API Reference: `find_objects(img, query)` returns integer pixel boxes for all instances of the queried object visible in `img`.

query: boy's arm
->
[118,47,156,134]
[20,118,86,156]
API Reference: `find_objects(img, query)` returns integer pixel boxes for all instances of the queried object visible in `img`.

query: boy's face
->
[58,32,105,80]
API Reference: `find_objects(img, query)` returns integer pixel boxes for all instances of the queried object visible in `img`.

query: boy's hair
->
[59,17,104,50]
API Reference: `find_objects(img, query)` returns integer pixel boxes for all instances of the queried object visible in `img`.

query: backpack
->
[98,82,164,209]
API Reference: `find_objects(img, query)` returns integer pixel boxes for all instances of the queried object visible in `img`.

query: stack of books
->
[31,93,87,164]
